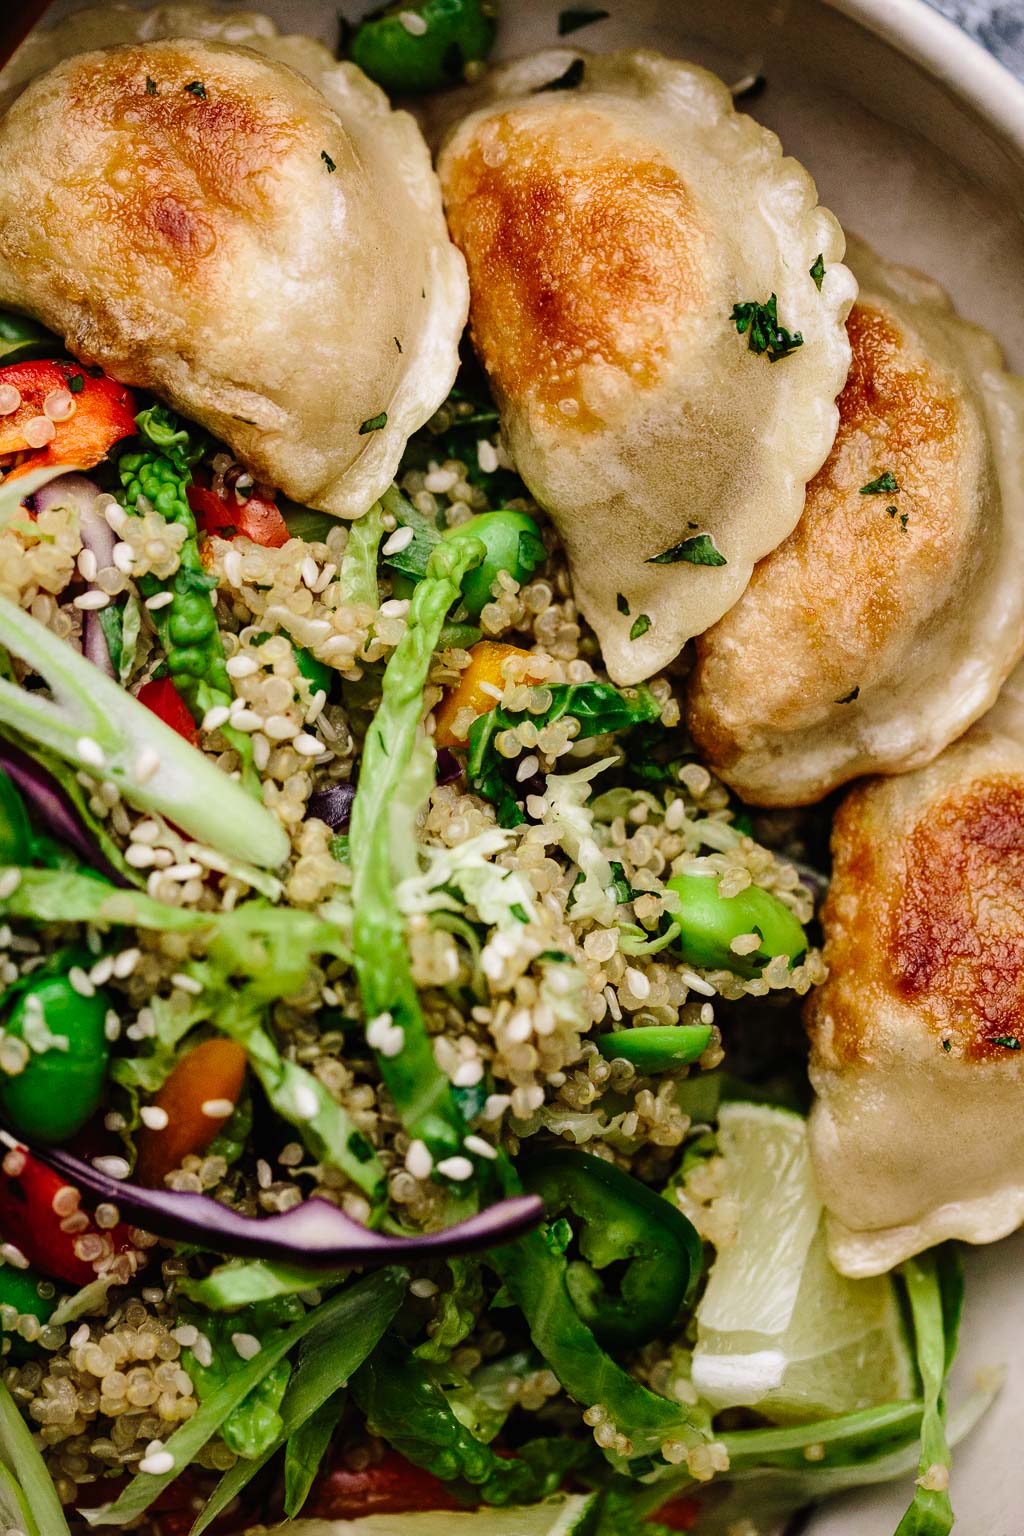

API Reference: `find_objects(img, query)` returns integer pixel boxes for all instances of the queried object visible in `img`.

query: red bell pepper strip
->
[304,1449,464,1518]
[0,359,135,475]
[187,472,290,549]
[0,1147,136,1287]
[137,676,200,745]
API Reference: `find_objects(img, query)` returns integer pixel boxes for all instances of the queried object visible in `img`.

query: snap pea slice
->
[596,1023,711,1072]
[349,0,498,95]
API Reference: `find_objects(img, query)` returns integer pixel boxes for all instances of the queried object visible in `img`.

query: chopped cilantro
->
[809,253,825,290]
[558,7,609,33]
[359,412,388,434]
[860,470,899,495]
[394,337,403,353]
[616,592,630,616]
[145,76,157,96]
[992,1035,1021,1051]
[941,1038,951,1053]
[183,80,207,99]
[647,533,726,568]
[731,294,804,362]
[900,511,910,531]
[510,903,531,924]
[536,57,585,91]
[835,686,860,704]
[64,373,84,395]
[321,150,337,173]
[629,614,651,641]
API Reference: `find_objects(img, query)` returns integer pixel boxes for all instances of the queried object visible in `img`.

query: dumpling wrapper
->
[0,5,468,519]
[807,669,1024,1277]
[437,48,855,686]
[689,237,1024,805]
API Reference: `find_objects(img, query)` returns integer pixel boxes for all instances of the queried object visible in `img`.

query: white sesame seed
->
[170,972,203,996]
[138,1451,175,1476]
[104,1009,121,1042]
[477,438,499,473]
[300,556,319,590]
[75,736,105,769]
[77,549,98,582]
[312,563,337,594]
[140,1105,169,1130]
[226,655,259,679]
[366,1011,405,1058]
[165,862,203,882]
[145,590,174,611]
[134,747,161,783]
[0,870,21,900]
[73,590,111,611]
[172,1324,199,1347]
[224,551,243,587]
[603,985,623,1022]
[664,798,686,832]
[68,966,95,997]
[291,1081,320,1121]
[516,753,539,782]
[202,705,231,731]
[191,1332,213,1369]
[382,525,414,556]
[92,1155,130,1180]
[263,714,298,741]
[379,598,410,619]
[700,1002,715,1025]
[70,1324,91,1348]
[124,844,156,869]
[483,1093,511,1121]
[464,1134,497,1161]
[436,1155,474,1182]
[405,1139,433,1179]
[624,967,651,1000]
[525,795,549,819]
[103,500,128,533]
[201,1098,234,1119]
[680,969,717,998]
[112,542,135,574]
[230,709,264,732]
[398,8,428,33]
[453,1059,484,1087]
[89,956,114,987]
[0,1243,28,1269]
[231,1331,261,1361]
[292,733,324,757]
[410,1277,439,1298]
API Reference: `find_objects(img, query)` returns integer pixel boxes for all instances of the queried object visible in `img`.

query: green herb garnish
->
[809,253,825,290]
[731,294,804,362]
[321,150,336,173]
[359,411,388,434]
[616,593,630,616]
[647,533,727,568]
[860,470,899,495]
[835,687,860,704]
[145,77,157,95]
[629,614,652,641]
[183,80,207,98]
[992,1035,1021,1051]
[558,7,609,33]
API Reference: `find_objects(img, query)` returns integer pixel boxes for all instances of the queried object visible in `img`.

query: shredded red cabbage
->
[305,782,356,832]
[0,739,128,884]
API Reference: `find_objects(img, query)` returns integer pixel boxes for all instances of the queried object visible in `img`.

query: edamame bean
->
[0,770,31,865]
[349,0,498,95]
[596,1024,712,1072]
[442,509,544,617]
[665,871,808,978]
[0,972,111,1143]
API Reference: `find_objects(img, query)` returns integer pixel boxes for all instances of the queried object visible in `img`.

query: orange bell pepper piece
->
[135,1038,248,1188]
[433,640,540,748]
[0,359,135,475]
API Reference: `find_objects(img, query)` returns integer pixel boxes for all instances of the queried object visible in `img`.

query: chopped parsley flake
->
[558,7,610,34]
[647,533,727,568]
[809,253,825,290]
[992,1035,1021,1051]
[731,294,804,362]
[616,593,630,616]
[887,506,910,531]
[359,412,388,435]
[536,57,585,92]
[835,686,860,704]
[941,1038,952,1053]
[183,80,207,99]
[65,373,84,394]
[321,150,337,173]
[145,77,157,96]
[394,337,403,353]
[860,470,899,495]
[629,614,651,641]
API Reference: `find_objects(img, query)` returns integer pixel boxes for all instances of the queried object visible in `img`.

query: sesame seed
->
[202,705,231,731]
[125,844,156,869]
[624,967,651,1000]
[464,1134,497,1161]
[312,563,337,594]
[112,542,135,574]
[382,525,414,556]
[138,1450,175,1476]
[170,972,203,995]
[453,1058,484,1087]
[104,1009,122,1042]
[70,1324,91,1348]
[77,549,98,582]
[224,551,243,587]
[76,736,106,769]
[134,747,161,783]
[165,862,203,882]
[73,590,111,610]
[140,1106,169,1130]
[172,1324,199,1347]
[201,1098,234,1119]
[436,1155,474,1182]
[231,1331,261,1360]
[603,985,622,1022]
[680,969,717,998]
[0,870,21,900]
[145,590,174,611]
[516,753,539,782]
[477,438,499,473]
[379,598,410,619]
[483,1094,511,1120]
[301,556,319,589]
[700,1002,715,1025]
[0,1243,28,1269]
[263,714,298,741]
[292,733,324,757]
[405,1140,433,1179]
[410,1277,439,1297]
[89,956,114,986]
[230,709,264,732]
[192,1332,213,1368]
[367,1011,405,1057]
[92,1155,130,1180]
[226,655,259,679]
[398,8,429,33]
[291,1081,320,1120]
[68,966,95,997]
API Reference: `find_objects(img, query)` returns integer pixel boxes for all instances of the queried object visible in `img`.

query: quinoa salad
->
[0,3,1018,1535]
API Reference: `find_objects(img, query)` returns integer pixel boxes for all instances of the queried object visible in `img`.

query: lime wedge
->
[277,1492,600,1536]
[692,1102,914,1423]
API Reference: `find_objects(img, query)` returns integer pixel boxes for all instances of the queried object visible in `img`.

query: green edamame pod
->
[665,871,808,978]
[0,771,31,865]
[349,0,498,95]
[596,1024,712,1073]
[442,510,544,617]
[0,973,111,1143]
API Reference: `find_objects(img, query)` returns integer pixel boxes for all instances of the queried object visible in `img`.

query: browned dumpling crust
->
[438,49,854,687]
[688,238,1024,806]
[0,10,468,518]
[807,706,1024,1276]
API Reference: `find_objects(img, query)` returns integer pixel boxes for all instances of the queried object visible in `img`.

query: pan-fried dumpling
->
[0,6,468,519]
[807,677,1024,1277]
[688,238,1024,805]
[437,48,854,686]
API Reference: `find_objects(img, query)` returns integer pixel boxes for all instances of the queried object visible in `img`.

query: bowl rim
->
[827,0,1024,156]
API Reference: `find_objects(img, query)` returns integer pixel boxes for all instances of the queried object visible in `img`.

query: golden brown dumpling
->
[688,238,1024,806]
[807,682,1024,1276]
[437,49,854,686]
[0,6,468,518]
